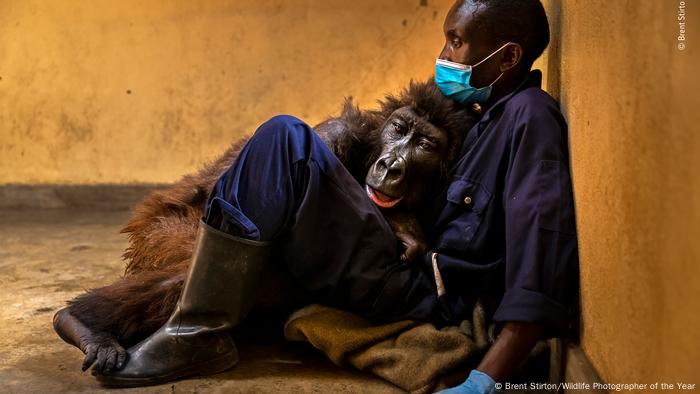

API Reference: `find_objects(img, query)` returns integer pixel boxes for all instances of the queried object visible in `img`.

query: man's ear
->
[499,43,523,72]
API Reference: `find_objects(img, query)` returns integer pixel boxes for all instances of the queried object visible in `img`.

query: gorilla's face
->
[365,106,450,209]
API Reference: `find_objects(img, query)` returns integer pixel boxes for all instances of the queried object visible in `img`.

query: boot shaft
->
[174,220,271,334]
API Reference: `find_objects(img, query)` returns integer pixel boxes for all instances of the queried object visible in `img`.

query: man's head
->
[438,0,549,97]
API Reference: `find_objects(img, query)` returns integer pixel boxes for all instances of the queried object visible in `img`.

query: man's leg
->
[204,114,441,322]
[98,115,443,387]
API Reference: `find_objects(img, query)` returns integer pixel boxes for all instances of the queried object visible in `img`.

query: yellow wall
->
[4,0,700,384]
[542,0,700,384]
[0,0,452,184]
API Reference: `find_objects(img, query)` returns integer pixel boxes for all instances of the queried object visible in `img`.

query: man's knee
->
[254,114,312,143]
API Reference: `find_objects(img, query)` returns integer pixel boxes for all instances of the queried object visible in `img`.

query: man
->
[98,1,578,393]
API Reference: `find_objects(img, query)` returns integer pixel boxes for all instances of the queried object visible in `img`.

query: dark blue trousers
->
[204,115,445,324]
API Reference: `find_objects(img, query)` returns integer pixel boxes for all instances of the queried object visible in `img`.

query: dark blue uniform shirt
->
[428,70,579,336]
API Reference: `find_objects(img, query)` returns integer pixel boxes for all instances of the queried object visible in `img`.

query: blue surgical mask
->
[435,42,513,105]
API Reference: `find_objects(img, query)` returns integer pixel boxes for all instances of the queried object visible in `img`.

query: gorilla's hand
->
[384,210,428,264]
[53,308,127,374]
[396,230,429,263]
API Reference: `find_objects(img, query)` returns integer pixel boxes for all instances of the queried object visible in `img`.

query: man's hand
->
[436,370,496,394]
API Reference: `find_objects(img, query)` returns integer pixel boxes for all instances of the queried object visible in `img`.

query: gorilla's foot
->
[94,323,238,387]
[52,307,127,374]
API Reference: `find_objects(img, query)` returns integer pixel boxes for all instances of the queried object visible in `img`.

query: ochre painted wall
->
[4,0,700,385]
[0,0,452,184]
[543,0,700,384]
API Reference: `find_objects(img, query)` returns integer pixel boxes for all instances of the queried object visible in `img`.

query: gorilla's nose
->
[377,155,405,184]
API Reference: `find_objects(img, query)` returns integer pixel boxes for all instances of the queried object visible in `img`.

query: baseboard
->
[562,344,606,393]
[0,183,170,210]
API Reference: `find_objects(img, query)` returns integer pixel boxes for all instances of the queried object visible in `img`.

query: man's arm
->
[439,94,578,393]
[476,322,544,382]
[436,322,543,394]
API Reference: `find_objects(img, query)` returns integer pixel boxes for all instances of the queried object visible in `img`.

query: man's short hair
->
[465,0,550,69]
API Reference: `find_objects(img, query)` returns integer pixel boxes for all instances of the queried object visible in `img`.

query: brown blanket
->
[284,301,498,393]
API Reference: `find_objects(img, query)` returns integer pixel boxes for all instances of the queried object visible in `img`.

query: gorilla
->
[53,79,479,374]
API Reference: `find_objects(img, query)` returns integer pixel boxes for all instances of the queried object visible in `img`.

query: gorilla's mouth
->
[365,185,403,208]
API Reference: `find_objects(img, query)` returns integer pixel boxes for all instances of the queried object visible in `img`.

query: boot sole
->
[96,350,238,388]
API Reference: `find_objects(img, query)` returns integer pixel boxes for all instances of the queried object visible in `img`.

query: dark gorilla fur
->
[64,79,479,348]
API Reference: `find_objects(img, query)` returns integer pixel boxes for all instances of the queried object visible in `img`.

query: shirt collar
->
[476,69,543,125]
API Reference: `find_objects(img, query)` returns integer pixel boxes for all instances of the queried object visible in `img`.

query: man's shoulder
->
[505,86,560,115]
[500,86,568,146]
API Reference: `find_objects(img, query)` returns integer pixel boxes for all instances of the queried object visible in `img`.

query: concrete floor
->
[0,208,401,394]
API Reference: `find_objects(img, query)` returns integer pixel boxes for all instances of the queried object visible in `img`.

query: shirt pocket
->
[439,178,493,252]
[536,160,576,235]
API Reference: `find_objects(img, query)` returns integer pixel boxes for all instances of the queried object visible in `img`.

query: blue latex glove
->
[435,370,497,394]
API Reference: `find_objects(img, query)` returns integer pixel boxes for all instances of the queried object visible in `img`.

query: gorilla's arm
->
[382,210,429,263]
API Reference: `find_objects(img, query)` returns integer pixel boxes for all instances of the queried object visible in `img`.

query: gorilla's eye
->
[391,121,406,134]
[418,140,434,151]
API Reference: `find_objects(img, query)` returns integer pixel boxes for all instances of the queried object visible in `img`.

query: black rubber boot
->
[96,220,270,387]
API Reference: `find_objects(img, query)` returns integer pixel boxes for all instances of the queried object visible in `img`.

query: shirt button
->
[463,196,472,205]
